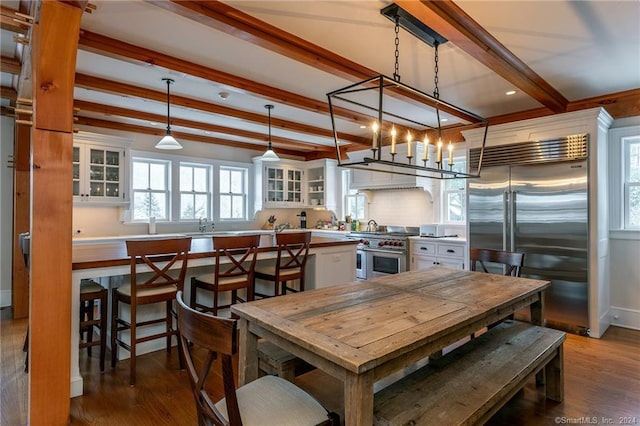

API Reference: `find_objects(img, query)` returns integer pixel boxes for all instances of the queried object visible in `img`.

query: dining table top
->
[231,266,550,375]
[71,234,357,270]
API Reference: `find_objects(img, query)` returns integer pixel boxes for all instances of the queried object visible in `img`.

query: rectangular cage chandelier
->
[326,4,489,180]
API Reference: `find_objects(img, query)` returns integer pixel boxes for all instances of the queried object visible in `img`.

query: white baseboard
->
[70,376,83,398]
[0,290,11,307]
[610,306,640,331]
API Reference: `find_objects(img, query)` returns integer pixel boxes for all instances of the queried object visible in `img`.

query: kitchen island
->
[69,232,357,397]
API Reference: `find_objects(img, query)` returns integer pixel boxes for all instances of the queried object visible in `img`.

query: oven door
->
[356,249,367,280]
[366,249,406,278]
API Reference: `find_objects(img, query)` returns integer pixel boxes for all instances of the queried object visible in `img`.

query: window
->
[180,163,211,220]
[442,157,467,223]
[342,170,366,220]
[131,158,170,221]
[219,166,248,220]
[624,136,640,228]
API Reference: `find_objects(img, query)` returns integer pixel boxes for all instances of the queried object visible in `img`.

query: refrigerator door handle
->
[503,191,509,250]
[510,190,517,251]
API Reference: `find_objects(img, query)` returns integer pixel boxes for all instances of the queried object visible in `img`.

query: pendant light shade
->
[261,104,280,161]
[155,78,183,150]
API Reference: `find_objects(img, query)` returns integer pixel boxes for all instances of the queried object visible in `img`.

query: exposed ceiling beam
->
[74,116,307,158]
[488,88,640,125]
[74,73,370,146]
[145,0,374,81]
[73,99,335,153]
[395,0,569,113]
[0,5,29,34]
[77,30,369,126]
[1,55,21,74]
[145,0,481,124]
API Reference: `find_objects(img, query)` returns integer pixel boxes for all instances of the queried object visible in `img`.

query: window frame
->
[623,136,640,229]
[441,155,467,224]
[219,165,249,221]
[128,150,253,225]
[341,169,367,221]
[179,162,212,221]
[130,157,171,222]
[609,125,640,234]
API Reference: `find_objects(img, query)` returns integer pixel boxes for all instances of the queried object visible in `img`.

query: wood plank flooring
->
[2,305,639,425]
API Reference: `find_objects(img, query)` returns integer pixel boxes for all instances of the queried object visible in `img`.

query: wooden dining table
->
[231,266,550,426]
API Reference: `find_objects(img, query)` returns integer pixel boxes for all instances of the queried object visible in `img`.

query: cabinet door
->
[265,166,285,202]
[74,144,126,203]
[286,168,303,203]
[411,255,437,271]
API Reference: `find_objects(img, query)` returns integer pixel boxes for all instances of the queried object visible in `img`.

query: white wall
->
[0,116,15,306]
[608,116,640,330]
[365,188,435,227]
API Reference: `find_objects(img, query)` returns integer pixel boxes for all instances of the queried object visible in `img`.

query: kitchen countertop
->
[72,233,357,270]
[408,235,467,243]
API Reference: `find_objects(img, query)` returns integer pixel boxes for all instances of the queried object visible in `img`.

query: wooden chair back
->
[213,234,261,294]
[126,237,192,294]
[469,248,525,277]
[275,231,311,277]
[176,291,241,426]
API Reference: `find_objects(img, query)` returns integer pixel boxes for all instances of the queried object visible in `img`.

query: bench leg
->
[545,345,564,402]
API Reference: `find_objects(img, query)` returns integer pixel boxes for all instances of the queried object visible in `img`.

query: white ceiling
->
[2,0,639,156]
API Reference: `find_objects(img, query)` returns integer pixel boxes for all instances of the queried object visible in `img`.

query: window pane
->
[629,185,640,227]
[181,194,195,219]
[447,192,465,222]
[194,194,208,218]
[149,163,166,190]
[194,167,208,192]
[180,166,193,191]
[629,142,640,182]
[132,162,149,189]
[230,170,243,193]
[219,169,230,193]
[220,194,231,218]
[232,195,244,218]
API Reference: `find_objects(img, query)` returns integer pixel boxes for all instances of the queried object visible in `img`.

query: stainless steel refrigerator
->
[468,135,589,335]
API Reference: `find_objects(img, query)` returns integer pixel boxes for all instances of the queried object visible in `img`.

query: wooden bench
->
[257,340,315,382]
[373,320,566,426]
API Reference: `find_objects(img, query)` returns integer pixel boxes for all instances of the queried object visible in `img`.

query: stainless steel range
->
[349,227,418,280]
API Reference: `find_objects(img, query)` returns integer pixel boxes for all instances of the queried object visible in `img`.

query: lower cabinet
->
[410,238,467,271]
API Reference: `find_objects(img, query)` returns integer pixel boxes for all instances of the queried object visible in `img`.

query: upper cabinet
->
[73,132,132,205]
[253,157,338,213]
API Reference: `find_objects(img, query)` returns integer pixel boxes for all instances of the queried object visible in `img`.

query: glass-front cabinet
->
[263,164,303,206]
[73,132,131,204]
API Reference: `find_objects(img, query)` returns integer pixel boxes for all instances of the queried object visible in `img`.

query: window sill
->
[609,230,640,240]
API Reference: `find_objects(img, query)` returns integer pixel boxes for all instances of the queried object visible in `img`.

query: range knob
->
[378,241,385,247]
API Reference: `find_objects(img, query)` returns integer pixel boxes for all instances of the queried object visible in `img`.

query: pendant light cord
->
[393,15,401,82]
[265,104,274,150]
[163,78,174,135]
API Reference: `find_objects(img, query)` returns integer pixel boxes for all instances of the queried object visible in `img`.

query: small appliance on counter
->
[298,211,307,229]
[419,224,445,237]
[419,224,458,238]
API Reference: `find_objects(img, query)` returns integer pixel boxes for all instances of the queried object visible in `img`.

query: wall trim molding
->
[610,306,640,331]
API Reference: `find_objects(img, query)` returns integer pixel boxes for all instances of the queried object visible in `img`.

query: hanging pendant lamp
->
[261,104,280,161]
[155,78,183,150]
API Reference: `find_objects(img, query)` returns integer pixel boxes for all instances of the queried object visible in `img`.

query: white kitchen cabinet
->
[410,238,467,270]
[306,159,338,211]
[253,158,305,210]
[73,132,131,205]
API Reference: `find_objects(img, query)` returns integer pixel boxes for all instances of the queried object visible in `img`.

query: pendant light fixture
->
[155,78,183,150]
[327,3,489,179]
[261,104,280,161]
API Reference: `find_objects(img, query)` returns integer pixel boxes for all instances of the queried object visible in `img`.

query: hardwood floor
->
[2,305,639,425]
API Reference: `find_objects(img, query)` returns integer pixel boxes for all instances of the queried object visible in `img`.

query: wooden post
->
[29,1,83,424]
[12,118,30,319]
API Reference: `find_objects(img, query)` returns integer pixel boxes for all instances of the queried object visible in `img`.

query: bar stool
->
[79,279,108,372]
[254,231,311,298]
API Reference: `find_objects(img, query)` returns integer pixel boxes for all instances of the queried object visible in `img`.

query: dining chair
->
[254,231,311,298]
[175,291,339,426]
[111,237,191,386]
[190,234,261,316]
[469,247,525,332]
[470,247,525,277]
